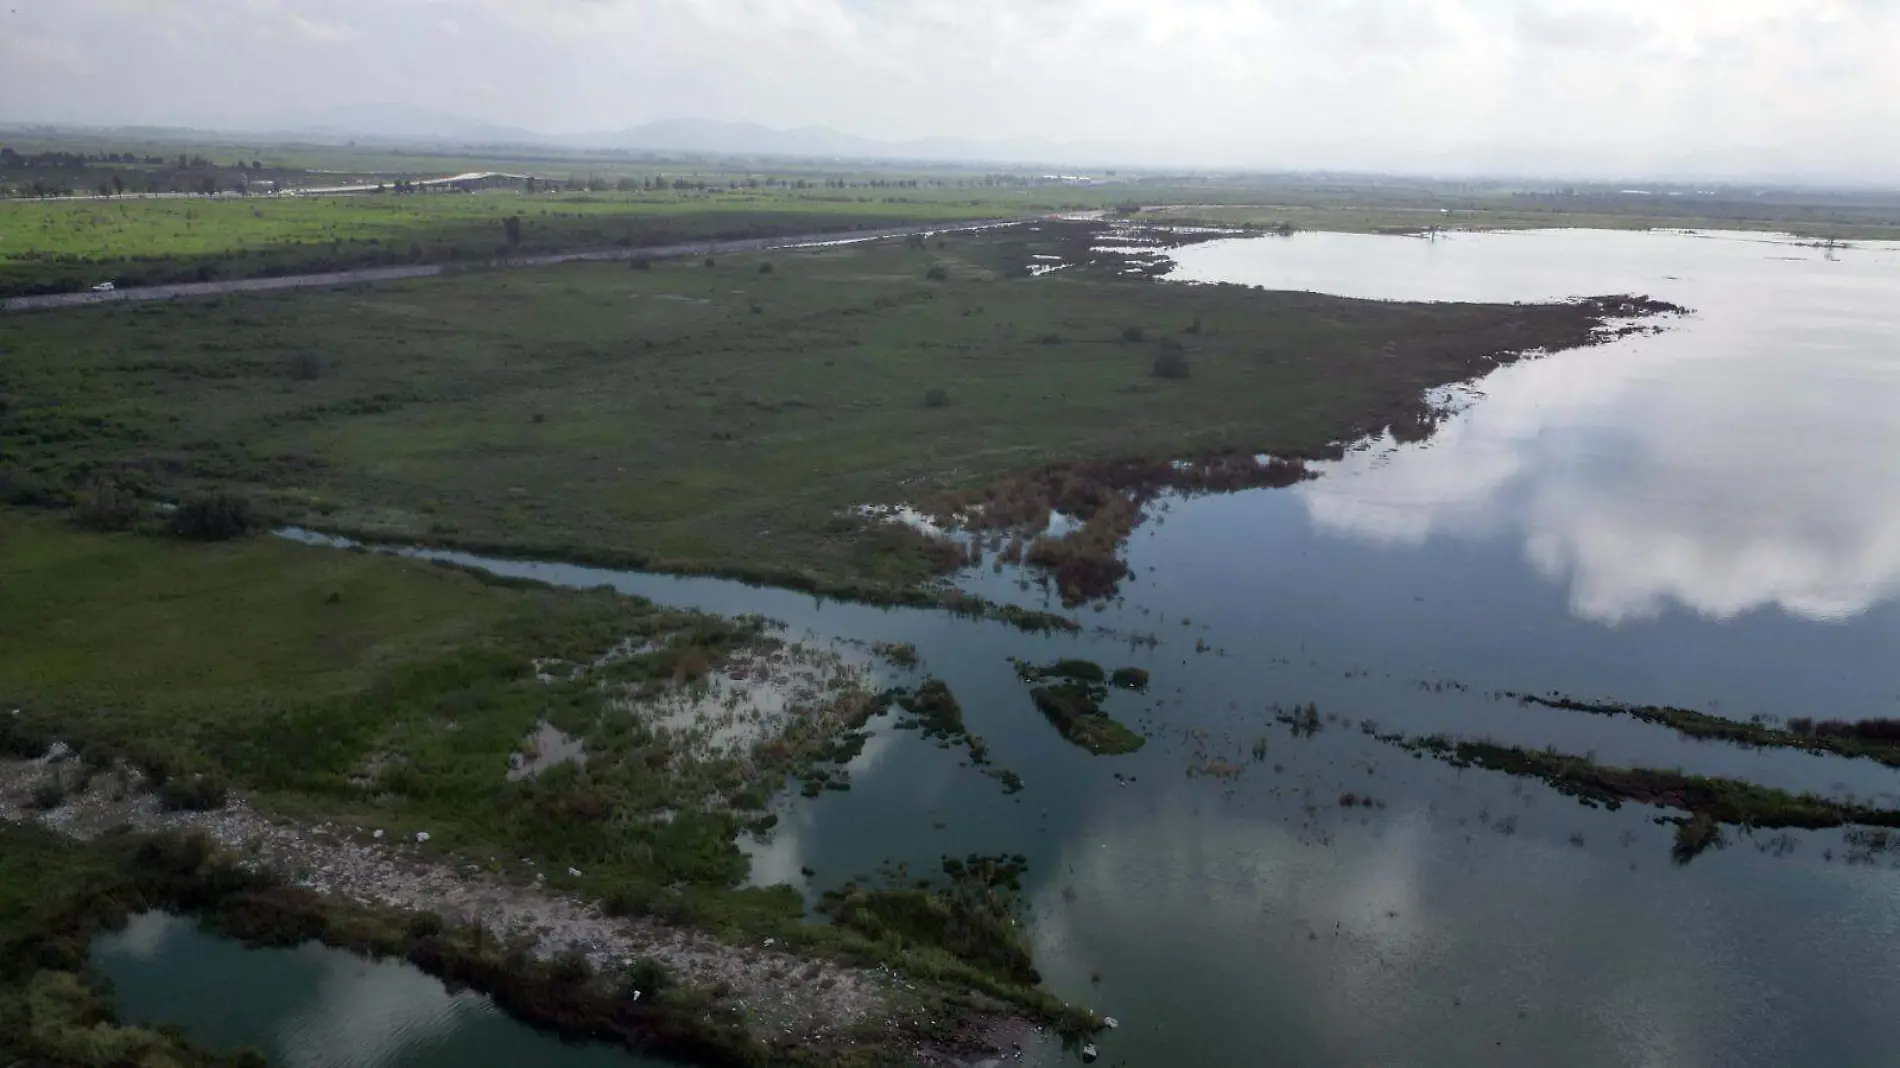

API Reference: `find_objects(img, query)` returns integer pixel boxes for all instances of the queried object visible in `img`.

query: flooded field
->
[94,228,1900,1067]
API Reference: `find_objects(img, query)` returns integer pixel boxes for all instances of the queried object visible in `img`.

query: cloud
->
[3,0,1898,178]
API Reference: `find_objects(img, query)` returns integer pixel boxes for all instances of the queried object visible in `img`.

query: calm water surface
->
[113,230,1900,1067]
[94,913,663,1068]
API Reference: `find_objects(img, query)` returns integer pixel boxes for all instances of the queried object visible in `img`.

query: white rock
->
[568,867,583,877]
[764,938,776,947]
[1081,1044,1099,1063]
[1103,1016,1120,1030]
[415,831,431,843]
[373,829,384,840]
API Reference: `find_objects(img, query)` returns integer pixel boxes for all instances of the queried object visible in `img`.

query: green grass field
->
[0,223,1619,593]
[0,189,1020,295]
[0,512,790,913]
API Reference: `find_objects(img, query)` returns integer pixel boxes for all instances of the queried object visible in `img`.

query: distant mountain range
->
[225,105,1098,166]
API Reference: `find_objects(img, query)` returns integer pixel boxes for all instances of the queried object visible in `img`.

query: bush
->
[630,258,652,270]
[31,775,69,811]
[758,261,774,274]
[407,911,446,939]
[923,388,949,408]
[1121,325,1146,343]
[925,264,949,281]
[0,467,59,506]
[158,774,230,812]
[171,492,256,541]
[703,256,716,268]
[1152,346,1191,380]
[72,476,141,531]
[287,352,324,381]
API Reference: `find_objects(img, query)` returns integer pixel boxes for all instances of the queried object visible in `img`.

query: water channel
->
[102,228,1900,1067]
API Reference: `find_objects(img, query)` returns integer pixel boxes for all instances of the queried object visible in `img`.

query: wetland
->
[8,220,1900,1068]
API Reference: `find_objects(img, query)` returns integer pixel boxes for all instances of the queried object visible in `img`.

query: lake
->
[112,228,1900,1067]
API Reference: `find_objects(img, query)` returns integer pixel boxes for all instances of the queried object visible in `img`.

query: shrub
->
[925,264,949,281]
[758,261,774,274]
[1121,325,1146,343]
[31,775,69,811]
[287,352,324,381]
[1152,346,1191,380]
[923,388,949,408]
[703,256,716,268]
[0,467,59,506]
[630,258,652,270]
[72,476,142,531]
[171,492,256,541]
[158,774,229,812]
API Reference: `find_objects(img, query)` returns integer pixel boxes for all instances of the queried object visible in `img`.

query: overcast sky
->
[3,0,1897,180]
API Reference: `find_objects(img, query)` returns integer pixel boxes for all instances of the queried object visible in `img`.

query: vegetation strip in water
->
[1375,732,1900,833]
[1011,660,1147,756]
[1509,691,1900,769]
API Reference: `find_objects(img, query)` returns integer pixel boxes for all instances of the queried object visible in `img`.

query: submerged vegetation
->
[1013,660,1147,756]
[1511,692,1900,769]
[1376,732,1900,834]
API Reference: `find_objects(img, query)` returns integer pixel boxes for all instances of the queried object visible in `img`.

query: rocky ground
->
[0,747,1061,1067]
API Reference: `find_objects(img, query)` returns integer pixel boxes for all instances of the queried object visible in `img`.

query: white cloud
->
[3,0,1898,178]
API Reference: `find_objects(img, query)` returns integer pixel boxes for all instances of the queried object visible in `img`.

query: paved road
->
[1,218,1028,314]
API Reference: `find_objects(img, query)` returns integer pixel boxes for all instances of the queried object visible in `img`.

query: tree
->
[504,214,522,247]
[200,176,218,196]
[525,176,538,194]
[111,174,124,196]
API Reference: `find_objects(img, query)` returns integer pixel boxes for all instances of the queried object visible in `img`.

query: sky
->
[2,0,1898,180]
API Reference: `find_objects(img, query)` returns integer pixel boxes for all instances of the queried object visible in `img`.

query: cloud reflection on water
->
[1259,232,1900,626]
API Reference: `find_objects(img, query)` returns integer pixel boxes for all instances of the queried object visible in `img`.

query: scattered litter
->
[764,938,777,947]
[568,867,583,878]
[1082,1043,1099,1062]
[372,829,384,840]
[1103,1017,1120,1030]
[415,831,431,843]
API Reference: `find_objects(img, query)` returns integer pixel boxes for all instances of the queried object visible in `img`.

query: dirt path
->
[0,218,1030,314]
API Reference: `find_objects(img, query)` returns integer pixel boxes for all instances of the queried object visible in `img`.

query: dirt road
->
[1,218,1027,314]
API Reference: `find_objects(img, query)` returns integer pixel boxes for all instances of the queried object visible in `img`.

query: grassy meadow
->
[0,223,1620,594]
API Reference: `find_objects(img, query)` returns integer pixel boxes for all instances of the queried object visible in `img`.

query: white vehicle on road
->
[91,281,115,293]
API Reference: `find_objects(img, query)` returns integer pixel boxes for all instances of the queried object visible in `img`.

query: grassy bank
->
[0,221,1661,597]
